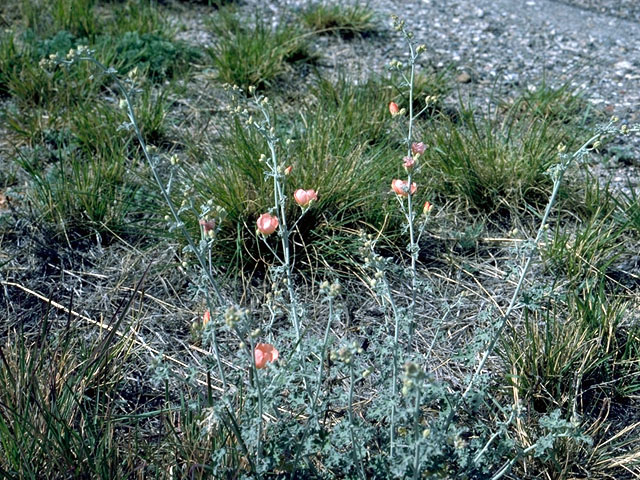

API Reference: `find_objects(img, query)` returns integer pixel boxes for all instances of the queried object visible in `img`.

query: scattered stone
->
[614,60,633,70]
[456,72,471,83]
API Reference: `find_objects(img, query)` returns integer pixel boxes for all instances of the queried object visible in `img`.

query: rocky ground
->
[229,0,640,190]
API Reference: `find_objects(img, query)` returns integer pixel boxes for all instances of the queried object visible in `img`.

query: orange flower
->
[391,179,417,197]
[389,101,400,116]
[284,165,292,175]
[423,201,433,214]
[254,343,279,369]
[293,189,318,207]
[203,310,211,326]
[257,213,279,235]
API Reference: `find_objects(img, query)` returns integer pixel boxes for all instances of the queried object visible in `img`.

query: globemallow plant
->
[40,14,640,479]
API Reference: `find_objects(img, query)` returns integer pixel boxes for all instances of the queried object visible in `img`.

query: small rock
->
[614,60,633,70]
[457,72,472,83]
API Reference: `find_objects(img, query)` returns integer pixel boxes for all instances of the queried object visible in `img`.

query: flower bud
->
[411,142,426,156]
[389,101,400,116]
[199,218,216,234]
[403,156,415,171]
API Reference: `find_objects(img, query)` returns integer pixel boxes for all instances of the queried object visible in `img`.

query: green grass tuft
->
[15,102,158,242]
[206,7,317,91]
[299,2,378,38]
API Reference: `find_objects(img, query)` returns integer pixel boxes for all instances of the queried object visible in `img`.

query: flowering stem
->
[248,337,265,474]
[382,275,401,458]
[75,55,228,389]
[406,38,419,346]
[261,109,301,343]
[443,124,618,432]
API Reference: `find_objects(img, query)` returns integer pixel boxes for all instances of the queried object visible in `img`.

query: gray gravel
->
[225,0,640,190]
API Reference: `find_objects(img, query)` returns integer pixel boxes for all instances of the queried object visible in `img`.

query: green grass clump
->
[299,2,378,38]
[16,102,157,242]
[1,31,99,110]
[502,285,640,477]
[414,83,599,216]
[183,75,412,269]
[14,0,98,38]
[419,105,569,214]
[12,0,166,38]
[51,0,97,38]
[0,317,136,477]
[0,31,19,97]
[3,28,197,110]
[543,205,623,289]
[616,186,640,237]
[206,8,317,91]
[500,81,600,132]
[104,0,169,36]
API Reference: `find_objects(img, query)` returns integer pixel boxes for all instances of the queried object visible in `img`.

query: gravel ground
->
[217,0,640,191]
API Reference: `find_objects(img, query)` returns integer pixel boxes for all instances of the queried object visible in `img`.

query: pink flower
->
[254,343,279,369]
[284,165,292,175]
[389,101,400,116]
[257,213,279,235]
[403,156,415,170]
[423,201,433,214]
[411,142,426,156]
[294,189,318,207]
[391,179,417,197]
[199,218,216,234]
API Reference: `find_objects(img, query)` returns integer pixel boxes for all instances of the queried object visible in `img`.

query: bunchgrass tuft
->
[542,204,624,291]
[499,81,601,132]
[299,2,379,38]
[417,97,575,214]
[0,314,136,477]
[183,74,410,270]
[206,7,317,91]
[15,102,157,243]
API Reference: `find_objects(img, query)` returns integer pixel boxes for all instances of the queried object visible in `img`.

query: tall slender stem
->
[249,337,265,476]
[412,388,421,480]
[442,128,613,432]
[265,120,300,342]
[291,294,335,475]
[385,275,401,458]
[406,42,418,342]
[349,362,366,480]
[77,56,228,388]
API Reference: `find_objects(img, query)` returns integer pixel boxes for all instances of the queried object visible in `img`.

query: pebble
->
[456,72,471,83]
